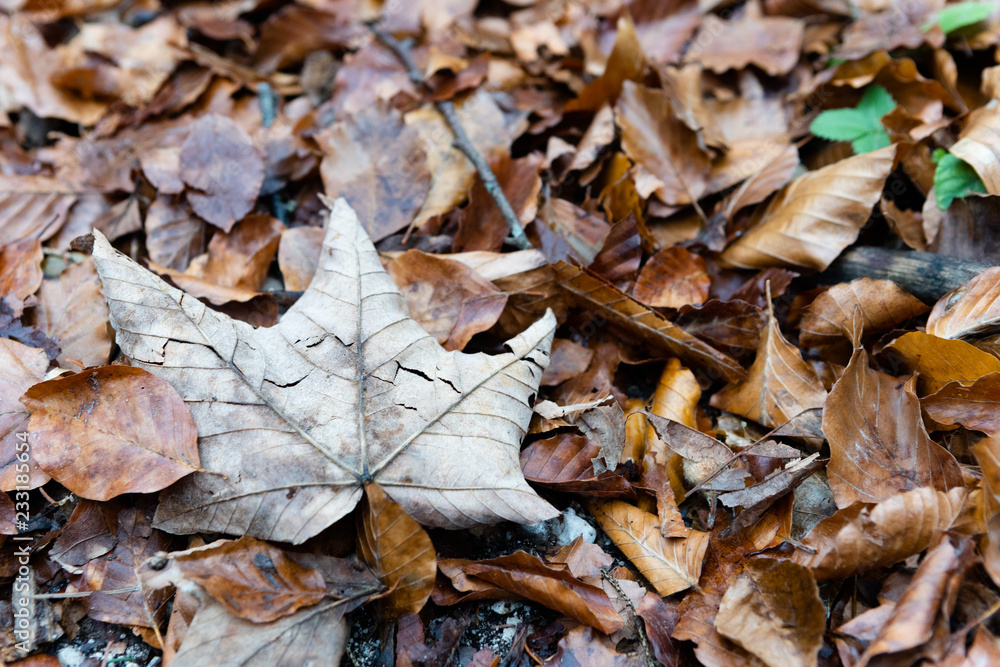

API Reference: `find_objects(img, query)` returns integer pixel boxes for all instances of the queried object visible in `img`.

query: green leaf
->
[934,151,987,210]
[926,1,997,34]
[809,85,896,155]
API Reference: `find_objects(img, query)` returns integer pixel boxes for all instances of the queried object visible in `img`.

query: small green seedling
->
[932,148,987,210]
[924,1,997,34]
[810,85,896,154]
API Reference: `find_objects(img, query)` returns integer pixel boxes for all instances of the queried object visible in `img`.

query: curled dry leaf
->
[588,499,709,597]
[93,198,558,543]
[823,345,962,507]
[718,145,897,271]
[885,331,1000,394]
[923,373,1000,434]
[31,258,112,368]
[719,454,825,537]
[927,266,1000,339]
[674,299,765,361]
[553,261,746,383]
[520,434,636,498]
[799,278,928,348]
[950,106,1000,196]
[50,500,117,569]
[565,13,644,112]
[791,486,969,580]
[615,80,710,206]
[453,153,543,253]
[856,536,974,667]
[458,552,626,634]
[357,483,436,618]
[179,114,265,233]
[715,558,825,667]
[710,293,826,429]
[21,366,200,501]
[588,216,642,290]
[142,536,327,624]
[386,249,507,352]
[0,338,48,491]
[633,246,710,309]
[185,215,283,292]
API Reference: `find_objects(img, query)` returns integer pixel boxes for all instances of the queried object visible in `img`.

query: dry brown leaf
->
[824,344,963,507]
[715,558,825,667]
[588,499,709,597]
[674,300,766,362]
[21,366,200,501]
[0,339,48,491]
[568,104,616,174]
[49,500,116,569]
[0,175,79,243]
[886,331,1000,394]
[719,454,825,537]
[405,90,510,227]
[386,250,507,352]
[720,145,800,223]
[927,266,1000,339]
[686,1,803,76]
[835,0,944,60]
[93,198,558,542]
[923,373,1000,434]
[144,195,208,272]
[318,107,430,243]
[615,80,711,206]
[357,483,436,618]
[31,258,112,368]
[179,114,265,233]
[799,278,928,348]
[459,552,626,634]
[857,536,974,667]
[949,106,1000,195]
[540,338,594,386]
[566,13,645,112]
[185,215,283,291]
[453,153,542,252]
[710,293,826,429]
[535,197,611,264]
[588,216,642,290]
[633,246,710,309]
[170,595,352,667]
[553,262,746,383]
[549,625,642,666]
[790,486,969,580]
[142,536,326,624]
[0,239,42,309]
[974,437,1000,587]
[718,145,897,271]
[277,226,324,292]
[520,434,636,498]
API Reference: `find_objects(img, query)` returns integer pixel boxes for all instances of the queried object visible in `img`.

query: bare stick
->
[369,26,533,250]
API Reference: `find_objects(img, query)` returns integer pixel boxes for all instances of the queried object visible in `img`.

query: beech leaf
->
[92,198,559,543]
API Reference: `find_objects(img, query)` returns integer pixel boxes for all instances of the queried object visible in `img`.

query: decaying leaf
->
[886,330,1000,394]
[21,366,200,501]
[31,258,112,368]
[93,198,558,542]
[0,338,49,491]
[974,437,1000,587]
[823,345,962,507]
[718,145,897,270]
[357,483,436,618]
[520,434,636,498]
[588,499,709,597]
[923,373,1000,434]
[715,559,825,667]
[632,246,710,309]
[927,266,1000,339]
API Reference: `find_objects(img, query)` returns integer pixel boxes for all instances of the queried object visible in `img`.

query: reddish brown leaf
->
[0,339,48,491]
[674,299,766,361]
[633,246,710,309]
[357,483,436,618]
[588,215,642,290]
[21,366,200,501]
[799,278,928,348]
[179,114,265,232]
[0,240,42,308]
[974,436,1000,587]
[923,373,1000,434]
[387,250,507,352]
[520,434,636,498]
[453,153,543,252]
[460,551,625,634]
[50,500,117,568]
[540,338,594,386]
[31,258,112,368]
[186,214,283,291]
[791,487,970,580]
[143,536,326,624]
[685,1,803,76]
[823,346,963,507]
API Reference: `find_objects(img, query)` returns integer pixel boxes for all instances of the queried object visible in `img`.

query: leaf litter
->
[5,1,1000,665]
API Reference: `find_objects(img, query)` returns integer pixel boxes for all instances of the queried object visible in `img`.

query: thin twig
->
[369,25,533,250]
[600,568,655,667]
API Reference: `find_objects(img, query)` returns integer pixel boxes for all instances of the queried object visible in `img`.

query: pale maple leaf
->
[92,198,558,543]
